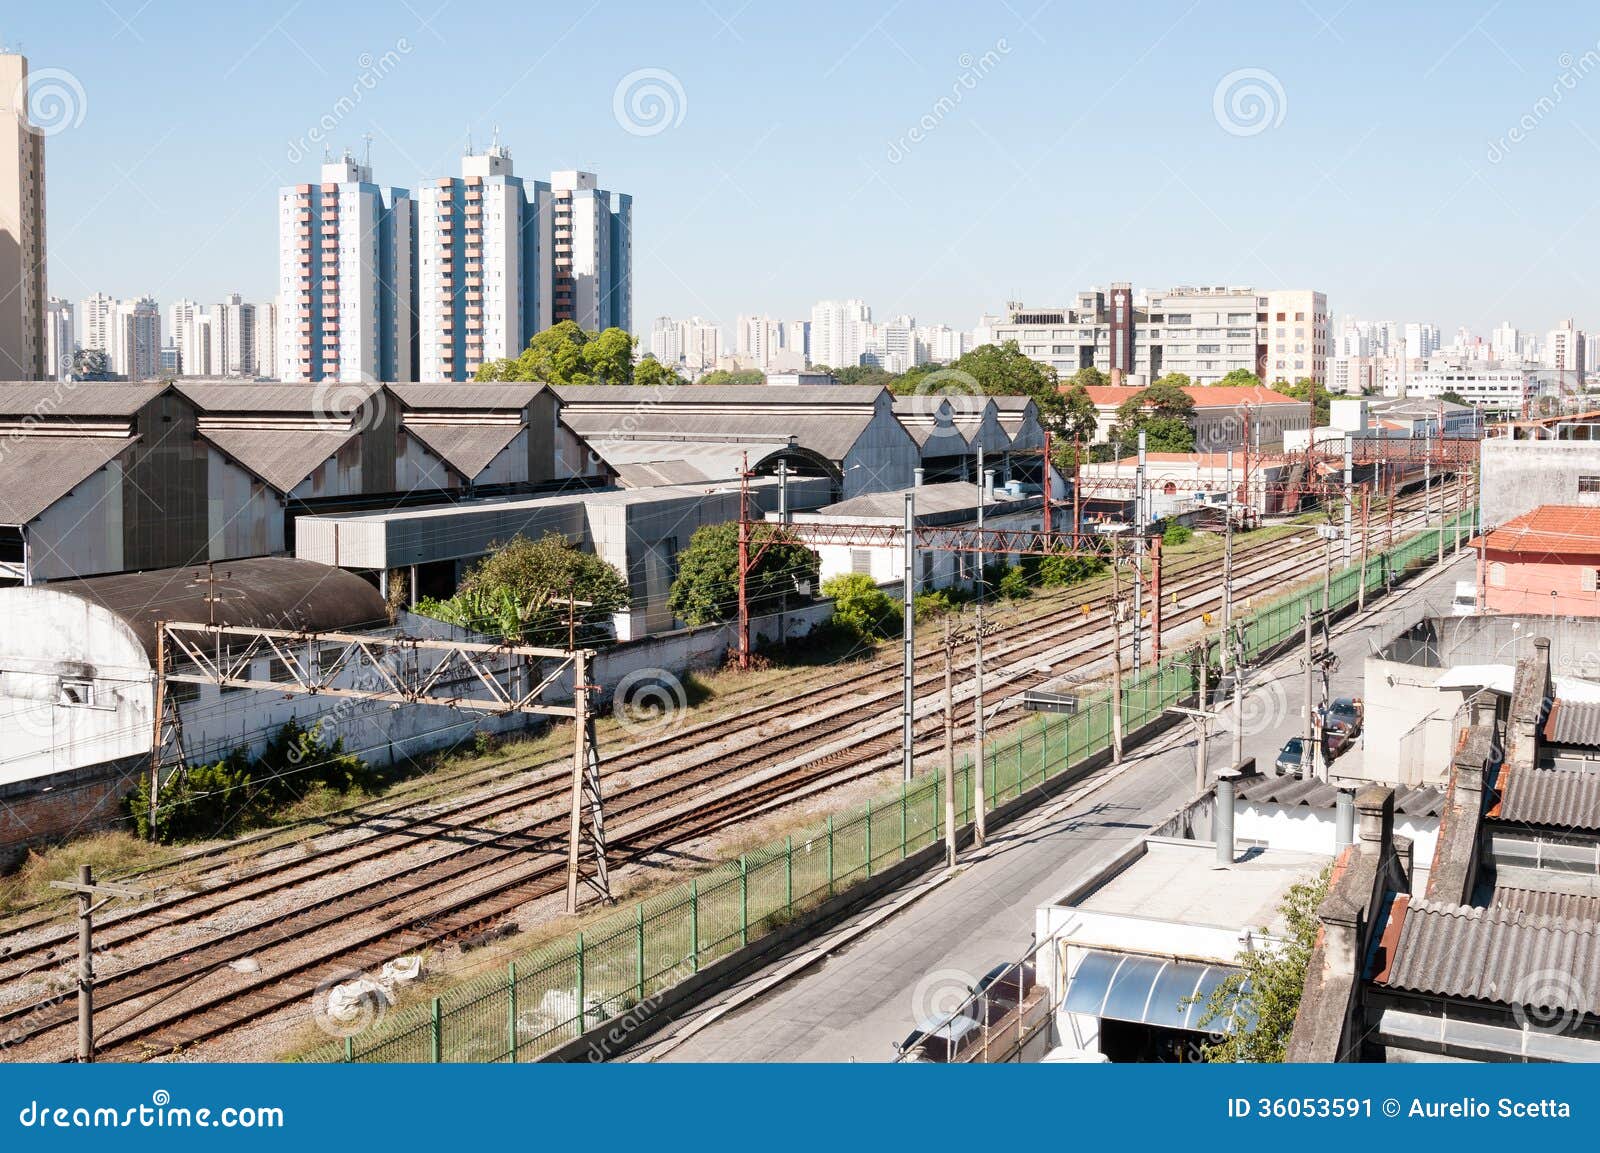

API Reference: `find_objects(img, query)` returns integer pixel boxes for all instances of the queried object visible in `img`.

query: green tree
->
[828,364,899,388]
[1051,384,1101,470]
[1215,368,1263,389]
[1438,389,1465,405]
[697,368,767,387]
[417,532,628,644]
[1193,866,1330,1062]
[1068,365,1108,391]
[475,321,639,386]
[634,356,686,388]
[1110,374,1197,452]
[667,523,819,627]
[821,573,898,639]
[1272,376,1332,425]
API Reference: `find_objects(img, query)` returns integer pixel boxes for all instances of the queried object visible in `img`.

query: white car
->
[1451,580,1477,617]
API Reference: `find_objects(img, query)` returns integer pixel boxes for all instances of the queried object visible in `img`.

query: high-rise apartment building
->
[255,300,279,379]
[168,298,203,375]
[215,292,257,376]
[1,53,47,379]
[648,315,682,365]
[1262,289,1329,385]
[277,155,416,384]
[44,297,72,380]
[418,146,550,381]
[736,314,788,369]
[809,299,872,369]
[549,170,630,333]
[1545,318,1586,382]
[110,296,160,380]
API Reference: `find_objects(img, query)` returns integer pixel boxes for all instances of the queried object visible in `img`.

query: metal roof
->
[201,427,358,493]
[817,482,1034,521]
[0,381,166,417]
[0,435,138,523]
[1545,698,1600,748]
[404,422,523,479]
[1493,887,1600,922]
[1495,765,1600,832]
[1231,772,1446,818]
[39,556,388,659]
[1379,897,1600,1015]
[554,384,888,405]
[561,410,876,462]
[177,381,384,414]
[388,382,545,409]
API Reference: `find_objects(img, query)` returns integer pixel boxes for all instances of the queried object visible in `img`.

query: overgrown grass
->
[0,832,181,916]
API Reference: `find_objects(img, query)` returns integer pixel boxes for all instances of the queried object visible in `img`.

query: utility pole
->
[777,460,789,524]
[1358,488,1371,611]
[1196,648,1209,793]
[1221,450,1234,679]
[902,492,916,783]
[973,449,988,847]
[1133,431,1146,673]
[1149,533,1163,667]
[564,649,609,912]
[1342,437,1354,568]
[1110,562,1126,765]
[1230,622,1245,770]
[1301,610,1317,780]
[942,617,957,870]
[1072,431,1082,539]
[1042,430,1053,539]
[50,865,146,1062]
[737,452,751,671]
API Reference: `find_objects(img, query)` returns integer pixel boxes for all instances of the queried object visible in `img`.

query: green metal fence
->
[300,508,1474,1064]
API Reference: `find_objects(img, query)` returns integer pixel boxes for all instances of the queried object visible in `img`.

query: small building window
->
[1584,568,1599,593]
[59,679,94,707]
[1578,475,1600,494]
[850,549,872,574]
[1489,562,1507,588]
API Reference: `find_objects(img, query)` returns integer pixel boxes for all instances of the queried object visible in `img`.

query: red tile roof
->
[1476,505,1600,555]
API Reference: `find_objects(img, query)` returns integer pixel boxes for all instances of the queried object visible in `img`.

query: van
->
[1451,580,1477,617]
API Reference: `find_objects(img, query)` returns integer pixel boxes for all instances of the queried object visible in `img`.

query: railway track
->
[0,490,1459,1059]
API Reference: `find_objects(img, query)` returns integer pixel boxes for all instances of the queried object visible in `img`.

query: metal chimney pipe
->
[1335,788,1356,852]
[913,467,924,488]
[1215,775,1235,867]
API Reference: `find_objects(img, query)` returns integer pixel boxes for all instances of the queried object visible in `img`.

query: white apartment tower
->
[44,297,72,380]
[549,170,631,333]
[110,296,161,380]
[1546,318,1586,382]
[215,292,257,376]
[79,292,115,356]
[168,299,202,375]
[419,146,550,381]
[0,53,47,380]
[810,299,872,369]
[277,155,416,384]
[255,300,279,379]
[1263,289,1329,385]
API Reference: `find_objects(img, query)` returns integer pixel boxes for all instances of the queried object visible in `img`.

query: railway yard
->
[0,484,1460,1063]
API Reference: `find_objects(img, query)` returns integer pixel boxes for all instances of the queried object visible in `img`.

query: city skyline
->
[9,1,1600,345]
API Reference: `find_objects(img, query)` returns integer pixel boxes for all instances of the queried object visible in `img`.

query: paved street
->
[628,550,1475,1063]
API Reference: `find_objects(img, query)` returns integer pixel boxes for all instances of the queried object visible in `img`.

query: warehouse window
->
[850,549,872,574]
[1577,475,1600,494]
[59,679,94,707]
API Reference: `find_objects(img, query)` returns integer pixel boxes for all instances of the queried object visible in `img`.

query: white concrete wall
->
[207,455,284,561]
[1359,656,1465,787]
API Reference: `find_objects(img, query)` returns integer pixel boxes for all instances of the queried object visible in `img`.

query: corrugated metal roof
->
[1493,887,1600,922]
[388,382,544,410]
[611,459,722,487]
[0,381,166,417]
[818,482,1028,520]
[1379,897,1600,1014]
[554,384,887,405]
[561,410,875,462]
[1496,765,1600,831]
[0,435,138,523]
[1231,772,1446,817]
[177,381,383,414]
[201,427,358,493]
[1545,698,1600,748]
[404,422,523,479]
[40,557,388,659]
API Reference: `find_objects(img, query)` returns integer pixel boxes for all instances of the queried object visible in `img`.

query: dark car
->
[1274,737,1308,775]
[1322,697,1364,737]
[971,961,1038,1025]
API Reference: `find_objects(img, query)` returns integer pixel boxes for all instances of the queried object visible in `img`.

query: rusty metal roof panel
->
[1545,698,1600,748]
[1380,898,1600,1014]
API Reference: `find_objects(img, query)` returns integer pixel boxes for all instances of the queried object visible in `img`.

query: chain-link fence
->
[299,509,1473,1064]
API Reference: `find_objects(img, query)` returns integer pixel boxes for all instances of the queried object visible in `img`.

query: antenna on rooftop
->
[466,124,473,156]
[362,132,373,168]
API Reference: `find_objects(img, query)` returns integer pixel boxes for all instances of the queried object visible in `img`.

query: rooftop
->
[1071,839,1330,934]
[1232,771,1446,818]
[0,381,166,418]
[811,481,1036,521]
[1472,504,1600,555]
[1545,698,1600,748]
[1077,384,1303,408]
[1494,764,1600,832]
[554,384,888,406]
[0,435,138,524]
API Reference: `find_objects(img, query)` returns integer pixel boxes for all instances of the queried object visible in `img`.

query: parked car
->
[1274,736,1308,775]
[1322,697,1364,737]
[971,961,1038,1025]
[1323,727,1352,759]
[896,1013,983,1063]
[1451,580,1478,617]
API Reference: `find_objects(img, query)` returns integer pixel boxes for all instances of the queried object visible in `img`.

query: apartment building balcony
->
[465,276,481,287]
[465,307,482,317]
[465,291,482,303]
[295,209,312,222]
[321,183,339,194]
[465,247,481,258]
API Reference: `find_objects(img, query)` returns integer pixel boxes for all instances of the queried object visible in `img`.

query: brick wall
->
[0,757,143,871]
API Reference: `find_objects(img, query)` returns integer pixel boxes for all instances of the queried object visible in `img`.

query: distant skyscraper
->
[1491,321,1520,363]
[255,300,279,379]
[419,146,549,381]
[110,296,160,380]
[44,297,72,380]
[648,315,682,366]
[0,53,47,380]
[168,299,203,375]
[79,292,115,356]
[277,154,416,383]
[1545,318,1585,381]
[215,292,257,376]
[787,320,810,365]
[809,299,871,369]
[549,170,630,332]
[1402,322,1438,360]
[736,314,788,368]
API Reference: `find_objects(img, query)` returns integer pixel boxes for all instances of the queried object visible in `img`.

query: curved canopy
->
[1064,949,1255,1034]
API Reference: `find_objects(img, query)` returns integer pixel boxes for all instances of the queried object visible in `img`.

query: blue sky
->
[12,0,1600,338]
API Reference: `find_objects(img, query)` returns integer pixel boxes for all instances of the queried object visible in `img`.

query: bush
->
[913,590,958,622]
[1163,522,1194,547]
[997,564,1032,600]
[1036,553,1107,588]
[822,573,900,639]
[129,720,375,843]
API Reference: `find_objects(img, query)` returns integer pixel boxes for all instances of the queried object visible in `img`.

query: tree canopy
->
[475,321,639,386]
[1271,376,1332,425]
[634,355,686,388]
[1215,368,1263,389]
[1194,866,1330,1062]
[667,523,819,627]
[696,368,767,387]
[416,532,629,644]
[1109,373,1197,452]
